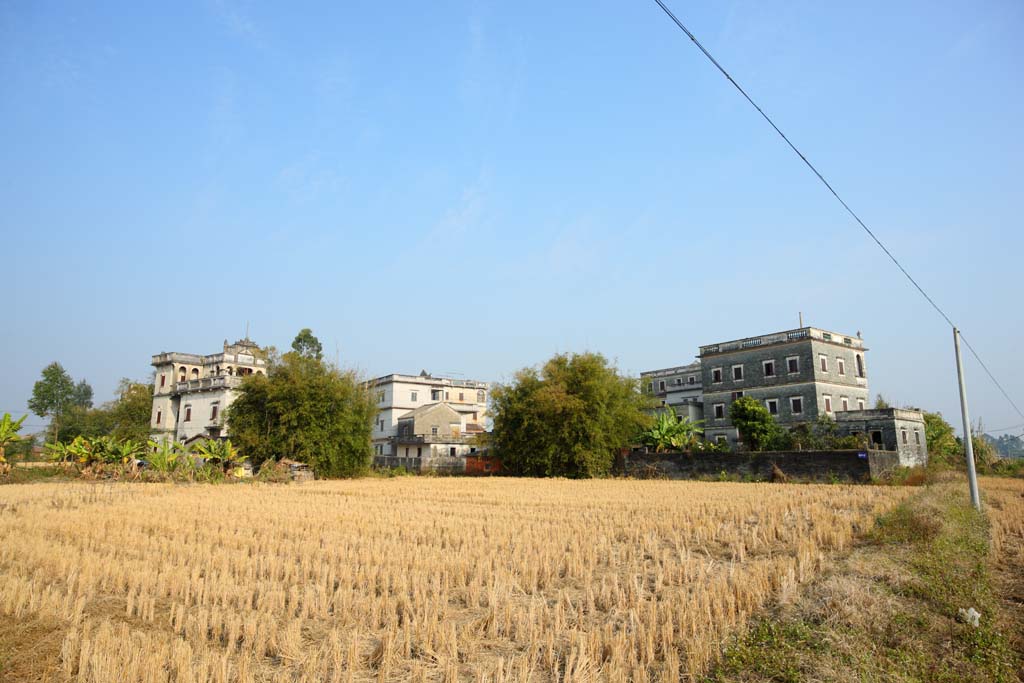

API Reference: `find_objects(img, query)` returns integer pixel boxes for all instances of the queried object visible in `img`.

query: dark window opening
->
[733,366,743,381]
[788,358,799,373]
[764,361,775,377]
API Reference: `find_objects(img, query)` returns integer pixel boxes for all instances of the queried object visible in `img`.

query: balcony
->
[392,433,478,445]
[175,376,244,393]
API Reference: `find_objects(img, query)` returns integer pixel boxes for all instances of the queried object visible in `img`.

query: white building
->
[641,361,704,423]
[366,371,489,456]
[150,338,266,444]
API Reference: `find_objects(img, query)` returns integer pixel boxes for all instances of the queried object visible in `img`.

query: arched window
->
[477,390,485,403]
[190,368,199,380]
[178,367,186,382]
[227,366,234,375]
[856,354,864,378]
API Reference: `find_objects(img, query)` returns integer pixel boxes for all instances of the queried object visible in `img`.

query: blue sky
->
[2,0,1022,438]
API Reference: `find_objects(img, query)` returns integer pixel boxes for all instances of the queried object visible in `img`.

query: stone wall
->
[374,455,466,474]
[619,449,902,482]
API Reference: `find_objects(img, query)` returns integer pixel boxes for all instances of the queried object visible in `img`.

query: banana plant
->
[108,439,145,465]
[192,439,245,474]
[0,412,27,466]
[147,439,185,473]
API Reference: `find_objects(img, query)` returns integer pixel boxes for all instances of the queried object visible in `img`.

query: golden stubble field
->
[0,478,912,682]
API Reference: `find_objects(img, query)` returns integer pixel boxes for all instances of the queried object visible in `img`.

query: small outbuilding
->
[835,408,928,467]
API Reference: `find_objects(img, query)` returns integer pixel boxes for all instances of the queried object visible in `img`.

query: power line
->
[651,0,1024,423]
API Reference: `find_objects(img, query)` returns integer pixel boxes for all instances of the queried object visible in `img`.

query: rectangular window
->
[713,403,725,419]
[715,435,728,444]
[712,368,723,383]
[731,391,744,401]
[857,399,865,410]
[411,391,418,402]
[766,399,778,415]
[901,430,908,444]
[824,395,832,413]
[732,365,744,381]
[790,397,803,415]
[647,382,654,392]
[458,392,464,401]
[819,355,829,372]
[160,374,166,387]
[841,397,849,411]
[431,426,438,436]
[210,404,218,421]
[155,411,161,425]
[763,360,775,377]
[445,391,450,400]
[674,377,682,385]
[837,358,846,376]
[659,381,666,391]
[417,447,422,457]
[449,447,457,456]
[914,431,921,444]
[431,389,442,401]
[787,356,800,374]
[688,375,696,385]
[184,406,192,422]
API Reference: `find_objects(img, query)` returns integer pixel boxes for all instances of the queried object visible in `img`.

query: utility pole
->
[953,328,982,511]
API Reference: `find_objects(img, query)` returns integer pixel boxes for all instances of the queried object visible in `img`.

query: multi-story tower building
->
[150,338,266,444]
[699,327,868,446]
[640,361,704,422]
[365,372,489,457]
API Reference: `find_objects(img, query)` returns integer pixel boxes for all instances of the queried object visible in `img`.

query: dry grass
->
[0,479,910,682]
[709,475,1024,682]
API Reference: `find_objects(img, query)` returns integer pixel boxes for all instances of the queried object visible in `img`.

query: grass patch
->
[708,480,1022,682]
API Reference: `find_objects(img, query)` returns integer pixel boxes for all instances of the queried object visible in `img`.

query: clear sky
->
[2,1,1022,438]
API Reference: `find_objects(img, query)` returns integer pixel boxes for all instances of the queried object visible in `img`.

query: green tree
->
[227,344,375,477]
[874,394,891,409]
[923,411,961,467]
[108,380,154,442]
[729,397,789,451]
[291,328,324,361]
[72,380,94,408]
[489,352,653,477]
[28,362,77,444]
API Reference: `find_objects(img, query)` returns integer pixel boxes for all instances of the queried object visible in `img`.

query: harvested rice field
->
[0,479,911,682]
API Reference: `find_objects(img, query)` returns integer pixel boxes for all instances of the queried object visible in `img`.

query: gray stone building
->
[835,408,928,466]
[699,327,870,447]
[641,361,704,422]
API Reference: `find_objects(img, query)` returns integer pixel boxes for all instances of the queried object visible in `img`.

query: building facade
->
[365,371,489,457]
[150,338,266,444]
[835,408,929,466]
[699,327,869,446]
[641,362,704,422]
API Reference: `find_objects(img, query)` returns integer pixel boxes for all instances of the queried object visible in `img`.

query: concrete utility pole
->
[953,328,982,511]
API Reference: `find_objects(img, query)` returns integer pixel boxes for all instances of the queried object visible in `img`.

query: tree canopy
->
[56,379,153,443]
[729,397,788,451]
[488,352,653,478]
[28,362,85,443]
[227,343,375,477]
[291,328,324,361]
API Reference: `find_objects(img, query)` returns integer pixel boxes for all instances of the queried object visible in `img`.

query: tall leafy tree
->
[489,352,653,478]
[923,411,961,467]
[28,362,76,444]
[227,342,375,477]
[291,328,324,361]
[729,397,788,451]
[108,380,155,442]
[72,380,94,408]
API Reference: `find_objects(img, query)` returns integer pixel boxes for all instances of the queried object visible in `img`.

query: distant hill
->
[982,432,1024,458]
